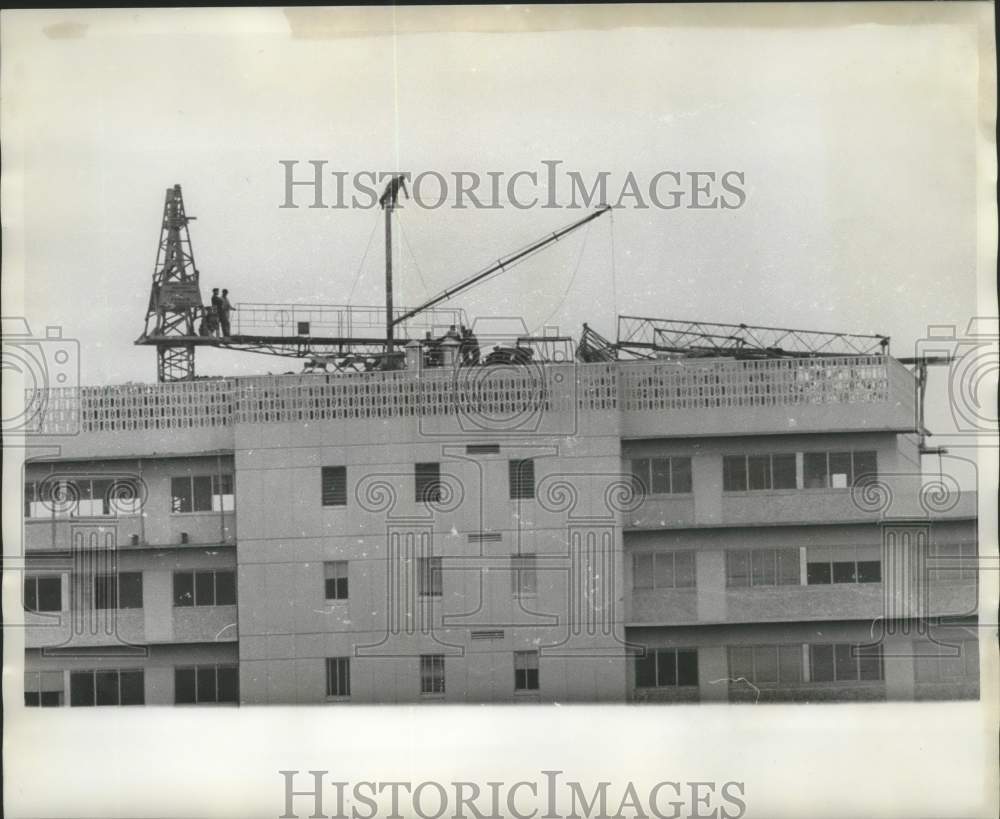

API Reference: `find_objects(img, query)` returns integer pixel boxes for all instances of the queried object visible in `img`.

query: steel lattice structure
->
[141,185,202,381]
[616,315,890,359]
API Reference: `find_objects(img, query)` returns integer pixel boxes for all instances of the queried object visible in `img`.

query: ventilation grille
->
[468,532,502,543]
[466,444,501,455]
[471,629,505,641]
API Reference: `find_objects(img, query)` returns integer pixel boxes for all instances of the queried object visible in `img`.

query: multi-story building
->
[20,350,979,705]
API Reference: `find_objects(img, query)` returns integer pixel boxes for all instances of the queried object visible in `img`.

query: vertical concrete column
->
[883,635,916,701]
[145,665,174,705]
[696,549,727,622]
[693,454,722,525]
[698,644,730,702]
[143,570,175,643]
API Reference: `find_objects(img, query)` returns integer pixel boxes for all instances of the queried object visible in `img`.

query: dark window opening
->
[514,651,540,691]
[634,648,699,688]
[173,570,236,607]
[324,561,349,600]
[326,657,351,697]
[24,576,61,613]
[321,466,347,507]
[415,463,442,503]
[509,459,535,500]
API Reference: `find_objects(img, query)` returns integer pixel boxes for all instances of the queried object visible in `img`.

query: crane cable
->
[345,210,382,306]
[534,219,595,330]
[396,214,432,304]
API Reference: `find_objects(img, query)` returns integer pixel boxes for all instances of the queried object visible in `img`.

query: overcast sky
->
[1,5,993,450]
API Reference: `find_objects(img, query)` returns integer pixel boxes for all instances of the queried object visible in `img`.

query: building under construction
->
[20,183,979,706]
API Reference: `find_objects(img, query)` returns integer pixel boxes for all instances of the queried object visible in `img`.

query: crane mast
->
[143,185,202,382]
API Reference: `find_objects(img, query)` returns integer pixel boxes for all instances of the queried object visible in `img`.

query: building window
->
[24,575,61,613]
[94,572,143,609]
[809,643,883,683]
[514,651,540,691]
[171,474,234,513]
[415,462,442,503]
[803,451,877,489]
[173,570,237,607]
[326,657,351,697]
[723,454,797,492]
[630,456,693,495]
[324,561,349,600]
[25,478,141,518]
[634,648,699,688]
[509,459,535,500]
[70,669,145,706]
[24,671,64,707]
[914,639,979,682]
[417,557,442,597]
[25,481,45,518]
[807,546,881,585]
[175,665,239,704]
[321,466,347,507]
[728,645,803,685]
[511,554,538,596]
[633,551,696,590]
[928,543,978,582]
[726,548,799,587]
[420,654,445,694]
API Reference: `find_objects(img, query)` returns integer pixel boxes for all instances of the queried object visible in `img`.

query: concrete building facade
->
[20,354,980,705]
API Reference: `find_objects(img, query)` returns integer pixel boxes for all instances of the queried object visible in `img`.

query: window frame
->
[722,453,797,492]
[326,657,351,698]
[415,462,442,504]
[727,644,804,686]
[802,450,878,490]
[174,664,239,704]
[806,547,882,586]
[24,477,142,519]
[634,647,699,688]
[24,574,62,613]
[633,551,697,590]
[514,650,540,691]
[172,569,237,607]
[629,456,694,496]
[420,654,446,695]
[508,459,536,500]
[69,669,145,706]
[808,643,884,683]
[24,671,65,707]
[93,571,143,610]
[928,542,978,582]
[324,561,349,601]
[725,548,800,588]
[417,556,443,598]
[171,473,235,514]
[321,466,348,507]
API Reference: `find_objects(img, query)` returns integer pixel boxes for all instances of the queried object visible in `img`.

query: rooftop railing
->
[23,355,905,435]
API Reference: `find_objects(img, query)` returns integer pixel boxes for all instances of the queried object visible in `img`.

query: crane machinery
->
[135,181,610,381]
[135,181,944,454]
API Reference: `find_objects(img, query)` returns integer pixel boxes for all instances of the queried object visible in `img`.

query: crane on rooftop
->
[135,181,611,381]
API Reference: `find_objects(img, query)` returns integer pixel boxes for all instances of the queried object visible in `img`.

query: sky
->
[1,4,994,450]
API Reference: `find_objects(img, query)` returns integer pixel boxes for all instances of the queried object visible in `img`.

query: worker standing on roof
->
[210,289,223,337]
[220,289,234,337]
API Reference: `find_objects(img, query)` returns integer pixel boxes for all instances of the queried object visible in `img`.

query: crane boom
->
[391,205,611,328]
